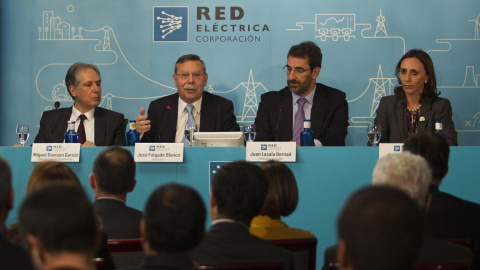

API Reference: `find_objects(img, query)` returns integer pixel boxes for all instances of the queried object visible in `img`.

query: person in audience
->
[404,131,480,267]
[250,160,314,239]
[139,183,206,270]
[192,161,294,270]
[323,152,474,270]
[19,184,98,270]
[90,146,142,239]
[26,161,80,193]
[135,54,239,143]
[254,41,349,146]
[373,49,457,145]
[0,157,34,270]
[34,62,126,146]
[337,185,424,270]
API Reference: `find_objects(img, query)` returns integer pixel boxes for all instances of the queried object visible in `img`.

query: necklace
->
[407,104,421,113]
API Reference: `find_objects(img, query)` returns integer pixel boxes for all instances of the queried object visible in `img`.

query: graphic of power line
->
[374,9,387,37]
[370,65,388,117]
[240,70,260,122]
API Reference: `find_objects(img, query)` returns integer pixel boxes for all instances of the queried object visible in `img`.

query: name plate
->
[134,143,184,162]
[31,143,81,162]
[246,142,296,162]
[378,143,404,158]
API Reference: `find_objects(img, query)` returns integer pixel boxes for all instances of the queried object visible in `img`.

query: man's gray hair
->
[372,151,432,208]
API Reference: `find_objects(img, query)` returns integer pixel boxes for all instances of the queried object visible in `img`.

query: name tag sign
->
[31,143,80,162]
[246,142,296,162]
[134,143,184,162]
[378,143,404,158]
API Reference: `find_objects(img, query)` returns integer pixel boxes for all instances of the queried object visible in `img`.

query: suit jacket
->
[141,92,239,143]
[427,184,480,268]
[140,254,196,270]
[322,238,474,270]
[34,107,126,146]
[254,83,349,146]
[192,222,294,270]
[374,95,457,146]
[0,234,34,270]
[92,198,143,239]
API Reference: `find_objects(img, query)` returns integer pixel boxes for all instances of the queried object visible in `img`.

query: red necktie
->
[78,114,87,144]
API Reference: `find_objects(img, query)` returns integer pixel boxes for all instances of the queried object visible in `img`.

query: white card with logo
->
[246,142,296,162]
[134,143,184,162]
[378,143,404,158]
[31,143,81,162]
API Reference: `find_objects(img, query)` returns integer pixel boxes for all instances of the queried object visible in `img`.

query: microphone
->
[275,108,284,141]
[401,101,407,139]
[50,101,61,143]
[54,101,60,109]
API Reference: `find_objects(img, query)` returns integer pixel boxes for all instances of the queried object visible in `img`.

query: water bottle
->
[126,120,140,146]
[64,121,79,143]
[300,120,315,146]
[435,121,446,137]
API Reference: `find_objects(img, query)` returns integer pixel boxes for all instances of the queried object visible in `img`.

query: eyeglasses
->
[283,65,311,75]
[176,73,205,80]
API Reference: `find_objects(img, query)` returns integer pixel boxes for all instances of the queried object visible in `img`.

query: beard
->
[288,79,310,96]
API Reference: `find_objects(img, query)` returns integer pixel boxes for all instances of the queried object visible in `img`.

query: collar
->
[178,96,202,114]
[96,197,126,204]
[211,218,249,230]
[292,86,316,105]
[71,106,95,121]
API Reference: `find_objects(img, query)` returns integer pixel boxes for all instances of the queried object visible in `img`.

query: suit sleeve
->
[319,92,349,146]
[34,111,51,143]
[221,99,240,131]
[437,99,458,146]
[254,94,274,141]
[374,97,390,144]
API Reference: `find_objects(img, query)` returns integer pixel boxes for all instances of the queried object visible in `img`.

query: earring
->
[424,81,428,84]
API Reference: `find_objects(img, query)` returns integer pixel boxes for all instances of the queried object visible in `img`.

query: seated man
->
[34,62,126,146]
[90,146,142,239]
[139,183,206,270]
[192,161,294,270]
[19,184,98,270]
[337,186,424,270]
[403,131,480,267]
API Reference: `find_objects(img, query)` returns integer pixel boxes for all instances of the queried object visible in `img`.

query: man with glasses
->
[255,41,348,146]
[135,54,239,143]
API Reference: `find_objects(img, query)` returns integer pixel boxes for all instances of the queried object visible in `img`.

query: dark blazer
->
[427,184,480,268]
[192,222,294,270]
[92,198,143,239]
[140,254,197,270]
[254,83,348,146]
[374,95,457,146]
[141,92,239,142]
[34,106,126,146]
[0,234,34,270]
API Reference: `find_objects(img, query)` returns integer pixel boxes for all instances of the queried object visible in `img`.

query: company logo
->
[153,7,188,42]
[394,145,401,151]
[149,146,155,151]
[261,144,267,150]
[46,146,52,151]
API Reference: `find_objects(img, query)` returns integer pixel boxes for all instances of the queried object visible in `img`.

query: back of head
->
[338,186,424,270]
[403,131,449,186]
[19,184,97,254]
[27,161,80,194]
[144,183,205,253]
[259,160,299,218]
[372,152,432,208]
[0,157,12,213]
[212,161,268,225]
[92,146,136,195]
[287,41,322,69]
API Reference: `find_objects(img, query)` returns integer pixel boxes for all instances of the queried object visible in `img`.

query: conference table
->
[2,146,479,269]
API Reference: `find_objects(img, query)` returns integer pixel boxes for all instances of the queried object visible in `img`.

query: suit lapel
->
[53,108,71,142]
[199,92,215,131]
[418,101,432,132]
[279,90,293,141]
[94,108,106,146]
[162,95,179,142]
[311,85,327,135]
[395,99,407,140]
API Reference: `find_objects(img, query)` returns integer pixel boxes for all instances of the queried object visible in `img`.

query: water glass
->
[243,124,256,142]
[184,123,197,147]
[367,124,382,146]
[16,124,30,147]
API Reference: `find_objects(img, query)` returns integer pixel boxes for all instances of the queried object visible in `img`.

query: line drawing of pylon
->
[370,65,388,117]
[468,13,480,39]
[240,70,260,122]
[374,9,387,37]
[103,27,111,51]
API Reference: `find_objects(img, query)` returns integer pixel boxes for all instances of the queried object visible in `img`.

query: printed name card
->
[31,143,81,162]
[134,143,184,162]
[246,142,296,162]
[378,143,404,158]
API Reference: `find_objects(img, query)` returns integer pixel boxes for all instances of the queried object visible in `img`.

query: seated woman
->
[374,49,457,146]
[249,160,314,240]
[26,161,81,192]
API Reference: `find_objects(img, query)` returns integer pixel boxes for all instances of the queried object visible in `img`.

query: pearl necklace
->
[407,104,421,113]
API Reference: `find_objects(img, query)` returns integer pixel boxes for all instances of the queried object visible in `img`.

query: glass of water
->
[16,124,30,147]
[243,124,256,142]
[367,124,382,146]
[184,123,197,147]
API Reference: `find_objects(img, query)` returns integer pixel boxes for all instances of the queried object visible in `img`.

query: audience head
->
[259,160,299,218]
[65,62,101,100]
[27,161,80,194]
[0,157,13,220]
[403,131,449,186]
[91,146,136,196]
[142,183,205,254]
[372,152,431,208]
[19,184,97,255]
[337,185,424,270]
[211,161,268,225]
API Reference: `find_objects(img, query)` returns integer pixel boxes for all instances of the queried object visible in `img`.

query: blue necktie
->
[293,98,307,143]
[184,104,195,146]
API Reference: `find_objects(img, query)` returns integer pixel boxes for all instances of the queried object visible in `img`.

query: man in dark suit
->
[0,158,34,270]
[90,146,142,239]
[254,41,348,146]
[139,183,206,270]
[192,161,294,270]
[34,62,126,146]
[135,54,239,143]
[404,131,480,268]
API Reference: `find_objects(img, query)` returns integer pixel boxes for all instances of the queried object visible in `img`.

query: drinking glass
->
[243,124,256,142]
[184,123,197,147]
[16,124,30,147]
[367,124,382,146]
